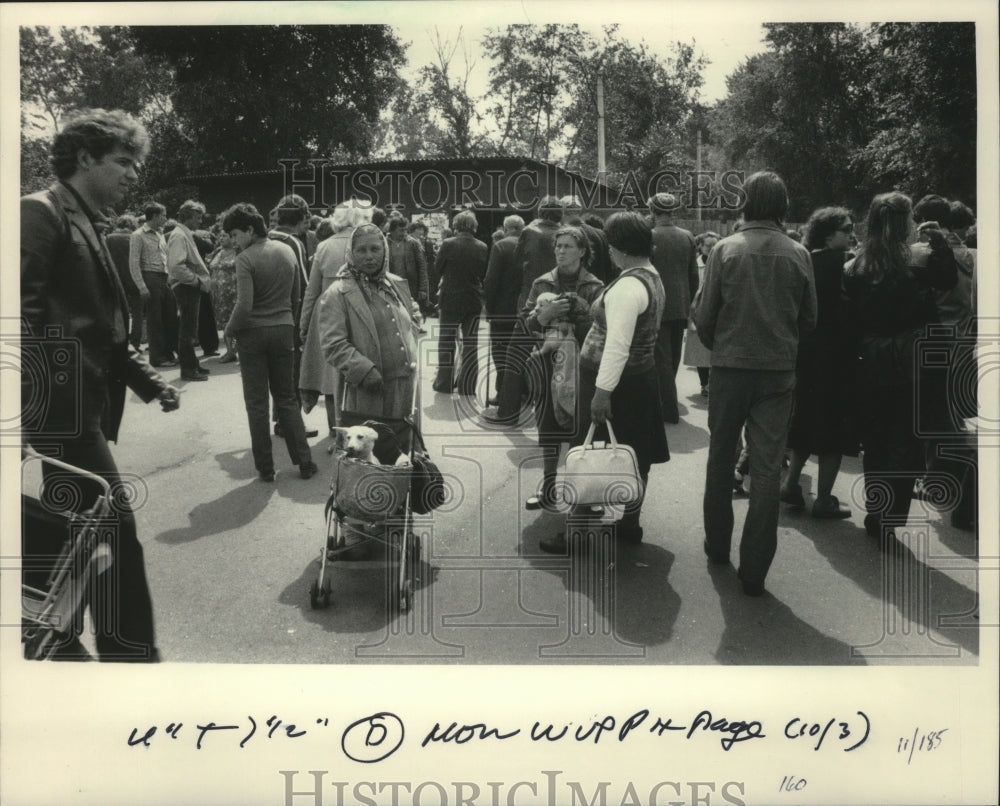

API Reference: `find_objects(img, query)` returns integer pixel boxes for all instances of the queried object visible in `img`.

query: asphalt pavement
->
[104,320,980,665]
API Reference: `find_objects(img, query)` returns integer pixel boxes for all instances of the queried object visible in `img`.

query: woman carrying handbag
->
[539,212,669,553]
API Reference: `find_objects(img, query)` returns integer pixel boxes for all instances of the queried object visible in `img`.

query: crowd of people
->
[20,108,980,661]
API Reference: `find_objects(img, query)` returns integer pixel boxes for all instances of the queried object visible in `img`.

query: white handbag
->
[559,421,643,506]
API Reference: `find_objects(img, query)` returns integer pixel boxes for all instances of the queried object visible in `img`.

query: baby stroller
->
[309,381,430,613]
[21,446,114,660]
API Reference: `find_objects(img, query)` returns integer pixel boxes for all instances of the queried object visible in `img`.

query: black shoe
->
[305,429,319,439]
[432,381,453,393]
[779,484,806,509]
[299,461,318,480]
[180,371,208,381]
[525,489,560,512]
[259,470,275,482]
[703,540,730,565]
[202,350,220,357]
[196,366,211,375]
[738,571,765,597]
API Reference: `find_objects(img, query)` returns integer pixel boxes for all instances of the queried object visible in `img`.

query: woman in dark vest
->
[539,212,670,552]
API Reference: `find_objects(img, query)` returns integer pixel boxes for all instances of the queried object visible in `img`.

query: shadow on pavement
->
[519,515,680,658]
[155,480,275,545]
[285,532,439,641]
[706,562,869,665]
[796,521,979,659]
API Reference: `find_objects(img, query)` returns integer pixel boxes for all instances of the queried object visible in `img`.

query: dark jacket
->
[514,218,561,310]
[388,234,429,300]
[106,231,140,296]
[21,183,167,442]
[435,231,488,314]
[651,223,699,321]
[483,234,521,317]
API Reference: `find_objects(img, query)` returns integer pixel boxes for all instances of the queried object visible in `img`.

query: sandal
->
[525,492,561,512]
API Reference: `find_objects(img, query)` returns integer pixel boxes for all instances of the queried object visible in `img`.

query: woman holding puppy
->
[521,226,604,511]
[317,223,422,427]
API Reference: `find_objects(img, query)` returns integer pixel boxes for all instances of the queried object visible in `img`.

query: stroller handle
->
[22,445,112,498]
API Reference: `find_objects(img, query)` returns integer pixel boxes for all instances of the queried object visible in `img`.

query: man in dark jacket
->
[388,217,429,306]
[21,108,180,661]
[433,210,488,395]
[648,193,699,423]
[486,197,563,422]
[482,214,525,406]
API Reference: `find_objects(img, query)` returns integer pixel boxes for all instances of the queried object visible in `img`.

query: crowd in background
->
[20,108,980,661]
[103,173,983,596]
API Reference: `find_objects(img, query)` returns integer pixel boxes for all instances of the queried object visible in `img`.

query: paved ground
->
[99,321,980,665]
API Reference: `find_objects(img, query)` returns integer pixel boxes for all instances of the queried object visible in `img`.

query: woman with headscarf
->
[317,223,422,427]
[299,201,372,429]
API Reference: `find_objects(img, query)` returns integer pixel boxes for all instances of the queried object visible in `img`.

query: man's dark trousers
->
[436,309,479,396]
[173,284,203,373]
[655,319,686,423]
[39,430,158,660]
[487,315,518,399]
[198,290,219,355]
[143,271,177,364]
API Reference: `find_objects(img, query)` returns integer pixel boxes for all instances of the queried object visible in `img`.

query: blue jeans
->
[237,325,312,474]
[703,367,795,586]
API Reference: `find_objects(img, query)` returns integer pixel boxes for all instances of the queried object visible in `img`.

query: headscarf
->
[345,223,391,288]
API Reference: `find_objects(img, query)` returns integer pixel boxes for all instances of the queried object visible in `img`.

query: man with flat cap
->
[648,193,699,423]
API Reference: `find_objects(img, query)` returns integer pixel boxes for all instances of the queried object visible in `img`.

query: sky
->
[396,21,769,105]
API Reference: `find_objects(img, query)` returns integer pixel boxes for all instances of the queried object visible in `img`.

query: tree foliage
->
[710,22,977,218]
[20,26,171,135]
[128,25,406,172]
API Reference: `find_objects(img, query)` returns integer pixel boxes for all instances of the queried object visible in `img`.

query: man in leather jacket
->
[21,108,180,661]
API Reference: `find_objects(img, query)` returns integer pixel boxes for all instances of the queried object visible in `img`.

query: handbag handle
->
[581,420,619,449]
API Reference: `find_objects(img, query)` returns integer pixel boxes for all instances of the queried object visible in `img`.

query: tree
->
[853,22,976,207]
[481,24,590,159]
[562,29,707,187]
[712,23,873,219]
[709,22,977,219]
[129,26,406,172]
[410,27,491,158]
[20,26,172,136]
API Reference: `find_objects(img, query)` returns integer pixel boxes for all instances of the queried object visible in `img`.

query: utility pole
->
[596,69,606,181]
[696,128,702,222]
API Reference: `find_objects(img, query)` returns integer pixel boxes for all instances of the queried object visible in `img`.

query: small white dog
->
[332,426,382,464]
